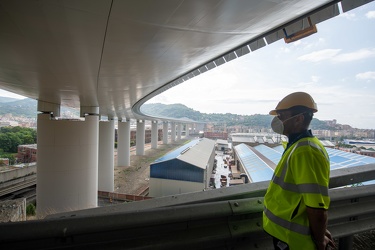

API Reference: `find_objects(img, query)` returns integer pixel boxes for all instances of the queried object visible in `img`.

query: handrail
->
[0,164,374,249]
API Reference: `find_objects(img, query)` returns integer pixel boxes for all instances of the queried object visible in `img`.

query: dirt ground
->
[114,139,190,195]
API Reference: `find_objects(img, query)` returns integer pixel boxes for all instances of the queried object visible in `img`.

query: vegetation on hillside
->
[0,98,347,130]
[0,98,79,117]
[0,98,37,118]
[141,103,333,130]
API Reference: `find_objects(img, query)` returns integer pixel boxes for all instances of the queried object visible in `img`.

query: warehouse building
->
[233,143,375,185]
[149,138,215,197]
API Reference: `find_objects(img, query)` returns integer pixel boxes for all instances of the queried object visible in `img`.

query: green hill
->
[0,98,79,118]
[0,99,333,130]
[141,103,333,130]
[0,98,37,117]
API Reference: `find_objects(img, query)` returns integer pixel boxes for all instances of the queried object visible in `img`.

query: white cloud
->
[311,76,320,82]
[366,11,375,19]
[303,38,326,50]
[297,49,341,62]
[356,71,375,80]
[292,40,302,46]
[339,12,356,20]
[298,48,375,63]
[280,47,291,53]
[333,48,375,62]
[295,76,319,88]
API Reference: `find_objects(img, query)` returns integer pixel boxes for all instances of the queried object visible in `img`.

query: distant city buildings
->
[0,114,37,128]
[1,114,375,166]
[202,119,375,142]
[17,144,37,163]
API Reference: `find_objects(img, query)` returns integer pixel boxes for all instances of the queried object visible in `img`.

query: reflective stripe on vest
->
[264,206,310,235]
[272,140,329,196]
[265,139,329,235]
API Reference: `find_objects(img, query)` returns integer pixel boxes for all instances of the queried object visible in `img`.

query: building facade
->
[17,144,37,163]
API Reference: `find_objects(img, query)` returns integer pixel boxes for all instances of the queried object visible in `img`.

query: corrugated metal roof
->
[320,140,335,147]
[232,136,255,143]
[179,138,216,169]
[153,139,200,163]
[235,143,375,185]
[325,147,375,169]
[150,138,216,183]
[254,144,282,165]
[216,139,228,145]
[234,144,274,183]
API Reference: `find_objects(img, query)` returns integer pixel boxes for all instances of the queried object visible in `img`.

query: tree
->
[0,126,37,153]
[0,133,12,152]
[7,132,22,152]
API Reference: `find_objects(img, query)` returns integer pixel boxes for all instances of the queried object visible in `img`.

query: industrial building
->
[233,143,375,185]
[216,139,230,152]
[230,132,336,149]
[149,138,215,197]
[17,144,37,163]
[230,133,286,147]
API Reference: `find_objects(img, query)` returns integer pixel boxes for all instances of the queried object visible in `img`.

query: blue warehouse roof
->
[234,144,274,183]
[234,143,375,185]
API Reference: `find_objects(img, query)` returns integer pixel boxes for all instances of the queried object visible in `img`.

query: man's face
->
[276,111,303,136]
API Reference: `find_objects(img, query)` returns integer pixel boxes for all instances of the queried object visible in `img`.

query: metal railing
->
[0,164,374,250]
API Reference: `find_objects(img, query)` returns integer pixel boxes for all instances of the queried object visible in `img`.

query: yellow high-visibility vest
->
[263,136,330,250]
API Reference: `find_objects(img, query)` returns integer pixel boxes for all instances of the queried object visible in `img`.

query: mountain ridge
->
[0,98,347,130]
[141,103,333,130]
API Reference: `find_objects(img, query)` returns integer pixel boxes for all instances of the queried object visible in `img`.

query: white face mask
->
[271,116,285,134]
[271,113,305,134]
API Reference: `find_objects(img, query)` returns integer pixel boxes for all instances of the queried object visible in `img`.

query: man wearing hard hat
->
[263,92,336,250]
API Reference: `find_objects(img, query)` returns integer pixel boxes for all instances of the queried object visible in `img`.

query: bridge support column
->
[117,119,130,166]
[98,118,115,192]
[36,107,99,218]
[171,122,176,142]
[185,124,190,137]
[151,121,158,149]
[163,122,168,144]
[177,123,182,140]
[136,120,145,155]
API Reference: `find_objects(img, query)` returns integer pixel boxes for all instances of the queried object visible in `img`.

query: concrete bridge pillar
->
[36,105,99,218]
[171,122,176,142]
[151,121,158,149]
[117,119,130,166]
[163,122,168,144]
[136,120,145,155]
[98,118,115,192]
[177,123,182,140]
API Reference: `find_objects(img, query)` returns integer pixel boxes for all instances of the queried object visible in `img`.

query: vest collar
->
[284,129,313,153]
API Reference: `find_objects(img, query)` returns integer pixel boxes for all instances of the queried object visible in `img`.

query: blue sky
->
[148,2,375,129]
[1,2,374,129]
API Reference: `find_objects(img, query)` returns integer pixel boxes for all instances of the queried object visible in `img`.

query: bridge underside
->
[0,0,371,120]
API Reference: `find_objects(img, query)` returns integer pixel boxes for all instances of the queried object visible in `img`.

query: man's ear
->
[296,113,305,125]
